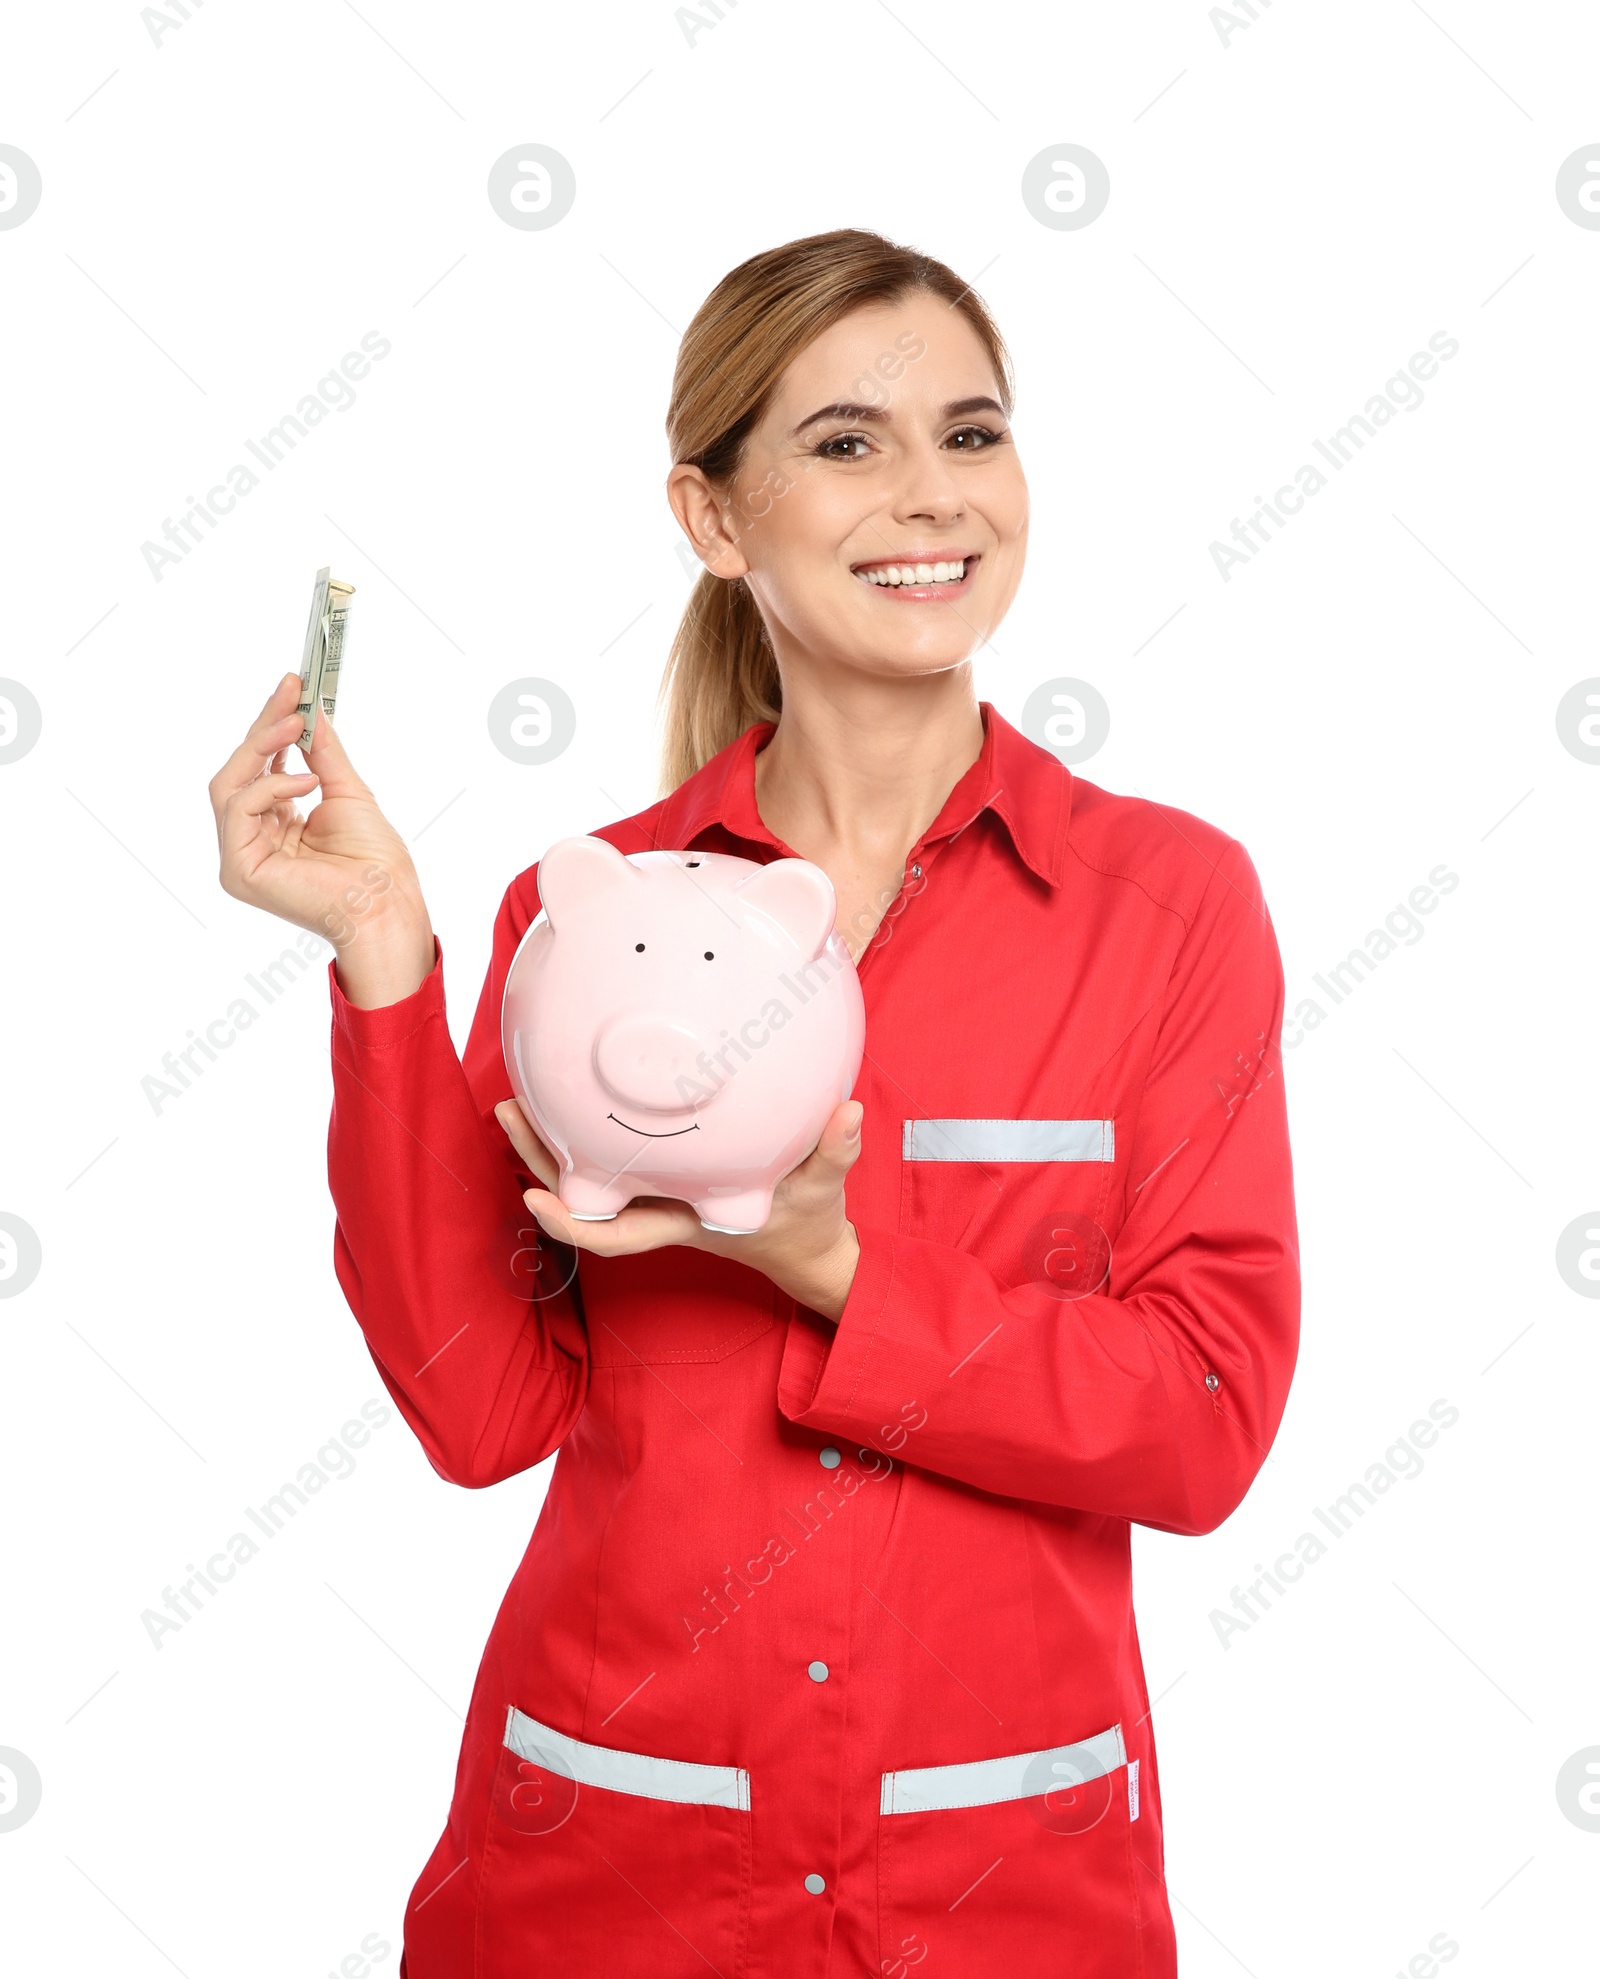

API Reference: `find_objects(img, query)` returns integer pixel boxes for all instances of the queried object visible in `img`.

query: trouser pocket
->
[477,1705,751,1979]
[877,1722,1143,1978]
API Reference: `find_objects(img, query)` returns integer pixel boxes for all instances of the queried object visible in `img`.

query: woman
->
[210,230,1299,1977]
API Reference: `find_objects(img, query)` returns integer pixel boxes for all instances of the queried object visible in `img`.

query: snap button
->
[818,1446,842,1469]
[910,862,923,879]
[807,1660,829,1683]
[804,1873,826,1895]
[1205,1372,1220,1392]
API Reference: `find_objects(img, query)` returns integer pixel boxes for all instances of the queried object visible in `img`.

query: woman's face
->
[671,296,1029,682]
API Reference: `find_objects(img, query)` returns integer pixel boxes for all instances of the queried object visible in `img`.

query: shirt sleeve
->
[325,878,589,1488]
[776,837,1300,1536]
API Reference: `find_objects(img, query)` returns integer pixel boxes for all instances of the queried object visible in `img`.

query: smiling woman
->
[208,227,1300,1979]
[657,232,1027,814]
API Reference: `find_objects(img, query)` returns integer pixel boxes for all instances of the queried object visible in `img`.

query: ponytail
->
[656,572,781,796]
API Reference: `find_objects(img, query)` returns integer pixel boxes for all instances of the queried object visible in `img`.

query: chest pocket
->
[898,1118,1117,1297]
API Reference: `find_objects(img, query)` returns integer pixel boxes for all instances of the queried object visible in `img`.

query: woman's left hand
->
[494,1099,864,1323]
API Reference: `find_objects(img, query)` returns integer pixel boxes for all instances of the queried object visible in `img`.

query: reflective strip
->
[504,1705,750,1811]
[901,1118,1115,1163]
[880,1723,1126,1816]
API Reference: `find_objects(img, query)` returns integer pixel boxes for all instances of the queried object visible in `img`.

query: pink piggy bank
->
[501,836,865,1234]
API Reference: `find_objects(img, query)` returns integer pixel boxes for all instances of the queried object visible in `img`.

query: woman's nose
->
[890,452,966,524]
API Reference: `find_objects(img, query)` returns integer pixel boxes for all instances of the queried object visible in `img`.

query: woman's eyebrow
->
[790,393,1008,438]
[790,400,889,435]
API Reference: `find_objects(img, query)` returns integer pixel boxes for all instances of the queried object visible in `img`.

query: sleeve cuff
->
[328,934,445,1049]
[777,1222,899,1430]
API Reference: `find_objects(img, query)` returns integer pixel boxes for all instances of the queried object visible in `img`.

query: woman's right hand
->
[209,672,437,1009]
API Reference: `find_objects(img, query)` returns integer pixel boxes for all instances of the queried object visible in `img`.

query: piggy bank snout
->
[592,1011,719,1114]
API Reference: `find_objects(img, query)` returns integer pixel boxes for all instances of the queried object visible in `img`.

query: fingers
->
[495,1100,560,1192]
[512,1102,866,1268]
[522,1185,701,1258]
[252,671,301,726]
[208,674,306,817]
[522,1186,578,1246]
[216,767,316,879]
[232,769,319,821]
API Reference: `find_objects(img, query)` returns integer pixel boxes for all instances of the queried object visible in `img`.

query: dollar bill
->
[295,567,356,752]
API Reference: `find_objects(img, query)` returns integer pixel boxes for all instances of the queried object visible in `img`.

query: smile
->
[608,1114,701,1138]
[851,552,977,596]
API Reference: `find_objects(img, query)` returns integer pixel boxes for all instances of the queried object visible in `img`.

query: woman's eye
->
[814,431,872,460]
[946,424,1004,452]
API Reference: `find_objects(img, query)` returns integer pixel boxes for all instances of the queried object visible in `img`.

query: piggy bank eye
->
[703,950,714,961]
[634,943,645,952]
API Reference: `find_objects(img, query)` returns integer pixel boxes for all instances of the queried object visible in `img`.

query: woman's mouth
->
[851,553,978,599]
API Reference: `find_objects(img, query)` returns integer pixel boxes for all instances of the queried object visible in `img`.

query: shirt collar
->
[649,700,1072,888]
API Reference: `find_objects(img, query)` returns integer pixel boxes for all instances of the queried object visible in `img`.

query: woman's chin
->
[792,613,988,682]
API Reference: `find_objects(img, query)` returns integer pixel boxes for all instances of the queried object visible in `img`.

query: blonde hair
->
[657,229,1013,793]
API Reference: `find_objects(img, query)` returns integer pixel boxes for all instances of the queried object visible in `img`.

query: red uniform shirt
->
[325,701,1300,1978]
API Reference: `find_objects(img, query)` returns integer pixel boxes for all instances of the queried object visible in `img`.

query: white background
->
[2,1,1597,1973]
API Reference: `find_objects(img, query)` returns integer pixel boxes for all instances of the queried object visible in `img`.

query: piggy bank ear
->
[735,857,837,960]
[536,835,641,930]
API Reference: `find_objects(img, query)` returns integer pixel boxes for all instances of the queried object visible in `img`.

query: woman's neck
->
[751,668,985,954]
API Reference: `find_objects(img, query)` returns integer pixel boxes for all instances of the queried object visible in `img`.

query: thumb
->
[819,1100,864,1167]
[301,705,367,799]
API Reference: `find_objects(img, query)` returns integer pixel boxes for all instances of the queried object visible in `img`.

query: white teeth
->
[858,559,968,587]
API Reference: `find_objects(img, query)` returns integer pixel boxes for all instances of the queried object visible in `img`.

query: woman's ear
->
[536,836,641,930]
[667,462,751,580]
